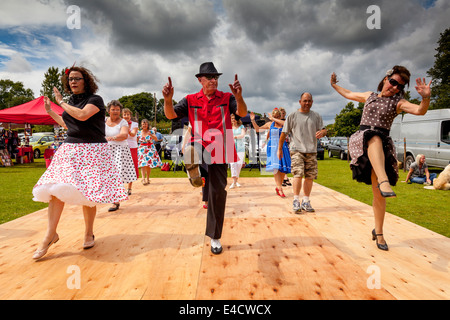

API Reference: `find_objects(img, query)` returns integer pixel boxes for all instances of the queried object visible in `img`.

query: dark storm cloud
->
[222,0,428,53]
[64,0,218,54]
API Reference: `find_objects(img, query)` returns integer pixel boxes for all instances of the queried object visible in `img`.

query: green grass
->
[1,154,448,237]
[315,155,449,238]
[0,158,48,224]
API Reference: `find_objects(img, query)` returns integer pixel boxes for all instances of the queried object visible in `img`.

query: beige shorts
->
[290,151,318,179]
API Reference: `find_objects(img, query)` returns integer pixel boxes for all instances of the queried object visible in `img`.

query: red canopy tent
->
[0,96,64,125]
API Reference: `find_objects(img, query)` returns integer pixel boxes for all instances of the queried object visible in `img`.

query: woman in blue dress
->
[250,109,291,197]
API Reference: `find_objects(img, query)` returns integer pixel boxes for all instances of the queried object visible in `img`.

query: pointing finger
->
[168,77,172,88]
[235,74,238,82]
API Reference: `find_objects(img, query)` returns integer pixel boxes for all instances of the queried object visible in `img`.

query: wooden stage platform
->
[0,178,449,300]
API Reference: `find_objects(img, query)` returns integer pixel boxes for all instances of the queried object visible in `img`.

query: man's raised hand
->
[162,77,174,100]
[229,74,242,97]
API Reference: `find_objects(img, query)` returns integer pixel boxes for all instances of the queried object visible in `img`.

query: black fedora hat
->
[195,62,223,78]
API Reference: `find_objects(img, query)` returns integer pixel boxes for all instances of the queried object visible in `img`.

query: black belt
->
[359,125,390,136]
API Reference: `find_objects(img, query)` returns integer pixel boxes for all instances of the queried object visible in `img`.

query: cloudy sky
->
[0,0,448,124]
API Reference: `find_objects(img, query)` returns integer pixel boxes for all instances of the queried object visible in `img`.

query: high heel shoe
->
[377,180,396,198]
[32,233,59,260]
[372,229,389,251]
[275,188,286,198]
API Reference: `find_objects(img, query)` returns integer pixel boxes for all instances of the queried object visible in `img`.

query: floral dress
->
[137,130,162,168]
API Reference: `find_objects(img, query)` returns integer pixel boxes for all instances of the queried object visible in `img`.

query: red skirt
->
[130,147,139,178]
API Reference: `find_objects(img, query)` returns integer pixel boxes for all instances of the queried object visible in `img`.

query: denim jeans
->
[410,173,437,184]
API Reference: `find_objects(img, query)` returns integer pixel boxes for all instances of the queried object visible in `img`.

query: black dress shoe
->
[372,229,389,251]
[211,246,223,255]
[108,203,120,212]
[377,180,396,198]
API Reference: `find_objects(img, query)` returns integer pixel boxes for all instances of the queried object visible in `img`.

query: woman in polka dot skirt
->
[105,100,138,212]
[33,66,127,260]
[330,66,431,251]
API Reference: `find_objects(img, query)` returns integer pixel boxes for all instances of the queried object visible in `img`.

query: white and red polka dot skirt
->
[33,143,128,207]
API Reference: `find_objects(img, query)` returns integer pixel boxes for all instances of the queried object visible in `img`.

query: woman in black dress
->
[330,66,431,250]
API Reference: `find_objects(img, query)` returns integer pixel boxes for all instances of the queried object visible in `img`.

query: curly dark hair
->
[62,66,99,95]
[377,65,411,94]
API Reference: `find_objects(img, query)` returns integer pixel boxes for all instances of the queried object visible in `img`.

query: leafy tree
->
[325,123,335,137]
[0,79,35,110]
[40,67,67,103]
[118,92,172,125]
[333,102,364,137]
[427,28,450,110]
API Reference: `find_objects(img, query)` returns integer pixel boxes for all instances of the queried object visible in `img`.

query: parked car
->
[328,136,350,160]
[163,134,182,160]
[319,137,330,149]
[317,139,324,160]
[29,132,55,159]
[245,130,267,164]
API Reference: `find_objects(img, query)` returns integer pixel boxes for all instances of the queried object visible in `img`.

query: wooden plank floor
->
[0,178,448,300]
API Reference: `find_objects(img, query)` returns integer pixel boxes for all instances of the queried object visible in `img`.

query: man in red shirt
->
[163,62,247,254]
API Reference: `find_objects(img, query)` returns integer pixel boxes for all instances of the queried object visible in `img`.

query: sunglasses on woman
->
[388,78,405,91]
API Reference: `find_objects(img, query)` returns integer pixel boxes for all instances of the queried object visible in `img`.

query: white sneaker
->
[301,200,315,212]
[230,183,235,189]
[235,182,241,187]
[293,199,301,214]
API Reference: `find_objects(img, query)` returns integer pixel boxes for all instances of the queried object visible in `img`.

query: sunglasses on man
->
[204,75,220,81]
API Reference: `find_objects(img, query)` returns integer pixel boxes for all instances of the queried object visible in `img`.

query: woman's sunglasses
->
[388,78,405,91]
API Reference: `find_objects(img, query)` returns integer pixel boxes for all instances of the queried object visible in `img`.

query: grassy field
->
[1,154,448,237]
[315,157,449,238]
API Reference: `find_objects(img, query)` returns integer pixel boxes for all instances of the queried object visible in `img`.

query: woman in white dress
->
[105,100,137,212]
[229,114,246,188]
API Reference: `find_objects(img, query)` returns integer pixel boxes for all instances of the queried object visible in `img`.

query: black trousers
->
[186,143,228,239]
[204,163,228,239]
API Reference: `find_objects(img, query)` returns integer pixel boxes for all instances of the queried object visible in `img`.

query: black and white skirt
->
[109,144,138,184]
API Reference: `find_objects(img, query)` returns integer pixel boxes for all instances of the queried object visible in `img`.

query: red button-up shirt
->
[174,89,239,164]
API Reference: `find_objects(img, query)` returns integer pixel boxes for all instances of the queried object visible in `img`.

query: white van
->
[391,109,450,169]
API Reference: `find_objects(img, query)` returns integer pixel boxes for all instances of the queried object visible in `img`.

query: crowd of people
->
[31,61,432,260]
